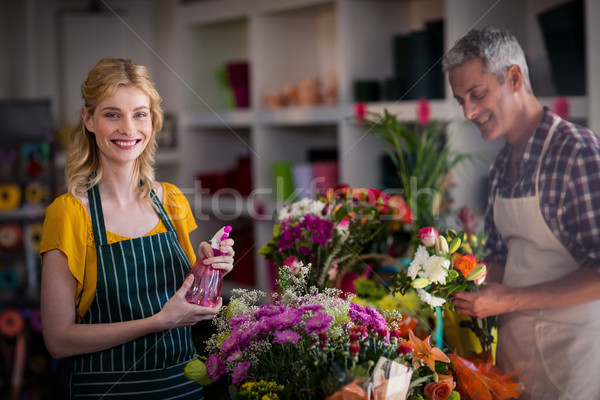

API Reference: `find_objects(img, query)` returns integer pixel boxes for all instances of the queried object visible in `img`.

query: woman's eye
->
[105,112,119,119]
[135,112,147,118]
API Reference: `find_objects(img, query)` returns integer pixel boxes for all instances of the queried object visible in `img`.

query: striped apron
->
[70,185,203,399]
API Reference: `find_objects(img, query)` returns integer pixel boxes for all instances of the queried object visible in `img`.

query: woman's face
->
[83,86,153,167]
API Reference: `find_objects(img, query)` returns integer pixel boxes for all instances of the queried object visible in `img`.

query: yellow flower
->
[377,295,399,311]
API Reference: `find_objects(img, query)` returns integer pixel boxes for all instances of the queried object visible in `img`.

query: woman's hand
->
[197,238,235,275]
[156,275,222,330]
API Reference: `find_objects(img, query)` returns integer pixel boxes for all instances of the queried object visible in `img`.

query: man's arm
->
[452,266,600,319]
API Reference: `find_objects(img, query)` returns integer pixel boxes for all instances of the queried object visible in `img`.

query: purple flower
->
[277,220,303,251]
[235,322,264,347]
[232,361,251,386]
[221,335,241,356]
[304,312,333,335]
[229,313,252,330]
[273,329,301,344]
[347,303,388,338]
[299,245,312,255]
[226,349,243,363]
[205,354,227,382]
[297,303,324,314]
[270,309,302,330]
[301,214,334,247]
[254,304,285,320]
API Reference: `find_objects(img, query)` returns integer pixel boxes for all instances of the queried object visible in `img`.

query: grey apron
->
[494,116,600,399]
[70,185,203,399]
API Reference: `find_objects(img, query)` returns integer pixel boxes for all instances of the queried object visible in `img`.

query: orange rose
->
[454,253,477,278]
[423,374,456,400]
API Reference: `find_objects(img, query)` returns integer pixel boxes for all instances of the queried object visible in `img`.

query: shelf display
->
[171,0,595,295]
[0,100,66,399]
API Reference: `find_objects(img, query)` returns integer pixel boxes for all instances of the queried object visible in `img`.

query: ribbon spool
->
[29,222,43,254]
[24,182,45,204]
[0,223,23,251]
[0,183,21,211]
[0,308,25,337]
[0,267,20,291]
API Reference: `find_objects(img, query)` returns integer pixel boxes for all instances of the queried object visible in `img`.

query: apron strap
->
[87,185,108,246]
[150,188,178,234]
[535,115,561,197]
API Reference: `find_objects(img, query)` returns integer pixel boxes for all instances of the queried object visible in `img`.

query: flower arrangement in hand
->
[185,263,460,400]
[259,187,411,292]
[391,227,494,351]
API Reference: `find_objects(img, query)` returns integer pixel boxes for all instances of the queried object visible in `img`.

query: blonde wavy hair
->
[65,58,164,202]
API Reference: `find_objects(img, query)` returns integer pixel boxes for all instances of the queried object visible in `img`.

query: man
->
[443,26,600,399]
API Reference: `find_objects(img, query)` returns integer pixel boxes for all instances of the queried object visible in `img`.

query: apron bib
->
[494,116,600,400]
[70,185,203,399]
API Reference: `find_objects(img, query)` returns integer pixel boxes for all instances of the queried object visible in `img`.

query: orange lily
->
[408,329,451,373]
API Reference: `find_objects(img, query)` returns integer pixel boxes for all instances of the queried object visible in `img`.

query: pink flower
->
[553,97,570,120]
[283,256,301,275]
[336,216,350,230]
[205,354,227,382]
[338,272,359,294]
[417,97,431,125]
[354,101,367,125]
[418,227,439,247]
[327,264,339,281]
[457,205,475,236]
[474,263,488,285]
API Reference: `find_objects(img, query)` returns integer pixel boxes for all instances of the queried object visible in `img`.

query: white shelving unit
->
[163,0,598,293]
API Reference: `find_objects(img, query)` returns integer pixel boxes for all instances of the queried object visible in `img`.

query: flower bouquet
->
[390,227,495,351]
[185,264,460,400]
[258,187,411,292]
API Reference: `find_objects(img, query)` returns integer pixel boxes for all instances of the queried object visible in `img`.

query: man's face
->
[449,57,516,143]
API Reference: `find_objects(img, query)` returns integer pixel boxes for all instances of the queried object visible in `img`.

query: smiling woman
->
[39,58,236,400]
[83,86,153,167]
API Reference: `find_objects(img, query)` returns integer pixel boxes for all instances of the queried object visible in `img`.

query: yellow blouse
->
[40,182,198,322]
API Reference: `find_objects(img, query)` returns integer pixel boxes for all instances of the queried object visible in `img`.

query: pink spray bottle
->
[185,225,232,307]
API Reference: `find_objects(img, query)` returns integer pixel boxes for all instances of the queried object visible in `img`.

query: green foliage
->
[362,109,480,230]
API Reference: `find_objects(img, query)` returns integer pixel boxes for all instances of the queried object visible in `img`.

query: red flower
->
[396,340,414,355]
[349,343,360,358]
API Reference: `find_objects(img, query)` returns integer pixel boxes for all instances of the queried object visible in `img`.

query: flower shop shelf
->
[364,100,453,122]
[257,106,347,126]
[187,110,254,129]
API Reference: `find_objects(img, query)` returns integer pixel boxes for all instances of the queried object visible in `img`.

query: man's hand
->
[451,282,515,318]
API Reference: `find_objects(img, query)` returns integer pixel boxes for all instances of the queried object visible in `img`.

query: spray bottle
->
[185,226,232,307]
